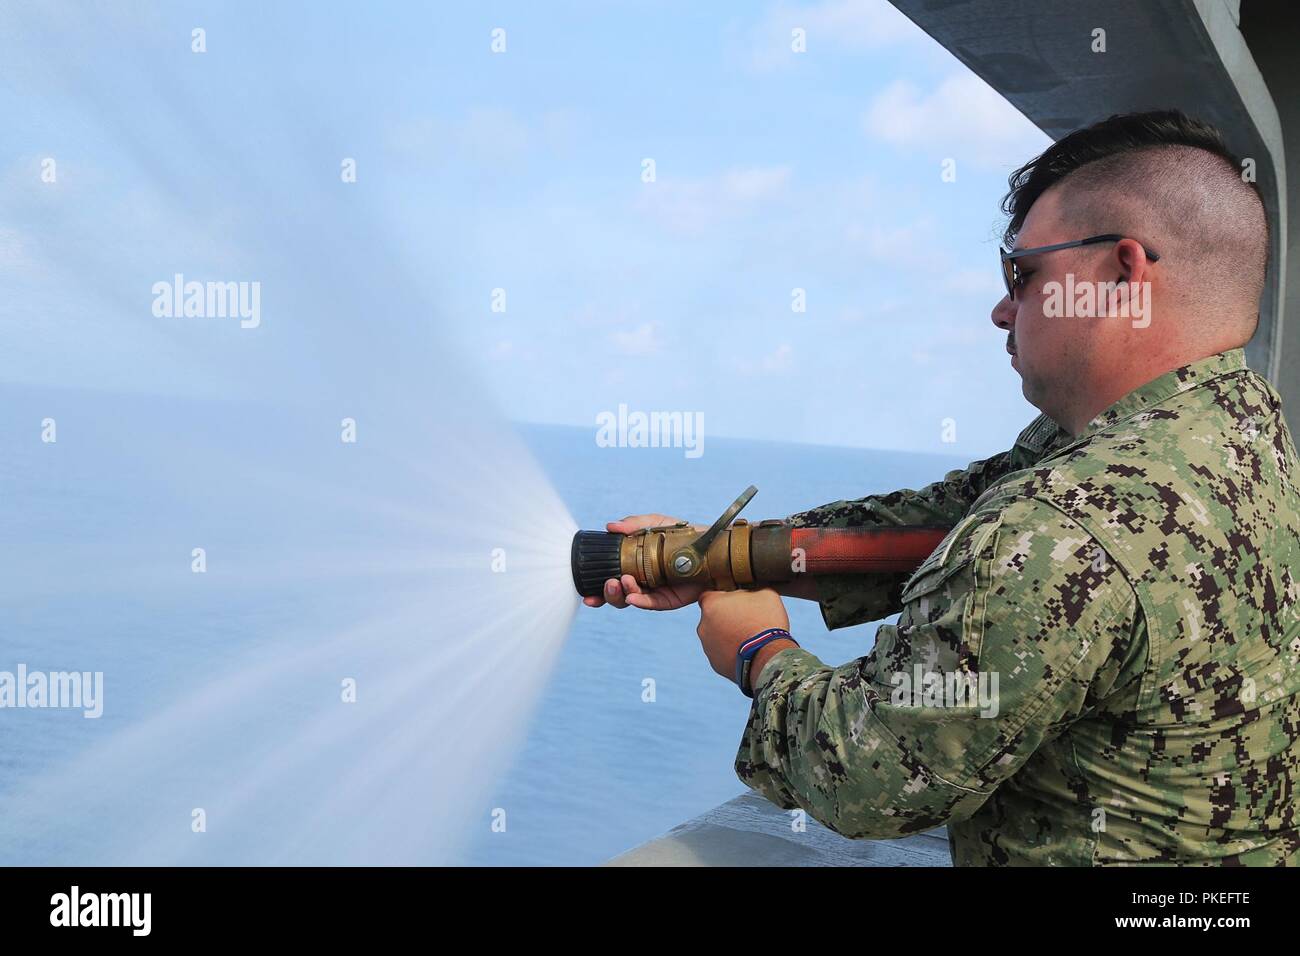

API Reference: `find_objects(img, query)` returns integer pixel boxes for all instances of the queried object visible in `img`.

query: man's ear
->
[1107,238,1152,318]
[1113,237,1150,285]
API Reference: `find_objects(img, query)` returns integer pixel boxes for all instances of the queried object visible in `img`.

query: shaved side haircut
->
[1002,110,1269,342]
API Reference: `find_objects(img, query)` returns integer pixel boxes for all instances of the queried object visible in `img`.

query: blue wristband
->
[735,628,796,698]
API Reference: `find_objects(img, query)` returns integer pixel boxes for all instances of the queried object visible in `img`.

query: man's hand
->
[581,514,706,610]
[696,588,792,685]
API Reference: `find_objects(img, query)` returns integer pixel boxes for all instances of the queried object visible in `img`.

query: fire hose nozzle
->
[571,486,952,598]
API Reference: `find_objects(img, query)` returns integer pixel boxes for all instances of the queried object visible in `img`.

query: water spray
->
[571,486,951,597]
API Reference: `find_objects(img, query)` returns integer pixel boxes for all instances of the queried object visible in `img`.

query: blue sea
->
[0,389,967,866]
[466,423,965,865]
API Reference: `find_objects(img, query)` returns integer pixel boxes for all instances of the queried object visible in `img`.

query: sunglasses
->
[1000,233,1161,301]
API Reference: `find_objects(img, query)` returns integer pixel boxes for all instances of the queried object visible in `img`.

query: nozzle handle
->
[674,485,757,575]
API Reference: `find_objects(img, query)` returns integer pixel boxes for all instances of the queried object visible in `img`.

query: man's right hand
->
[581,514,706,611]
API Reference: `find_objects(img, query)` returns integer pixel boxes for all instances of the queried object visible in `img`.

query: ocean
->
[0,391,969,866]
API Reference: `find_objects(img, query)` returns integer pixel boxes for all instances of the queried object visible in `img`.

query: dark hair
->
[1001,109,1255,245]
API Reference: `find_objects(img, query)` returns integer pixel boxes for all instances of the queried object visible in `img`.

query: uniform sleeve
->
[792,413,1071,630]
[734,495,1144,841]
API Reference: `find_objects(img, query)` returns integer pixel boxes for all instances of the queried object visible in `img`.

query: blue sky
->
[0,0,1053,457]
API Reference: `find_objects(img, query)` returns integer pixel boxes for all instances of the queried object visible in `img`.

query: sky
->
[0,0,1053,458]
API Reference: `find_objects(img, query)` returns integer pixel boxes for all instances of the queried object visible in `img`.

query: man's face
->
[990,189,1101,418]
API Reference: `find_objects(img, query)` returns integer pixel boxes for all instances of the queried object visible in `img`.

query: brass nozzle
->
[571,486,790,597]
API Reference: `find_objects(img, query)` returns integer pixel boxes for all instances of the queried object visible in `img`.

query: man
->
[589,110,1300,865]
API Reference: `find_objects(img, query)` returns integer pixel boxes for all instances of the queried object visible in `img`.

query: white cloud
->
[762,342,793,371]
[457,108,531,164]
[842,216,937,267]
[636,165,791,234]
[863,73,1050,170]
[745,0,928,71]
[732,342,794,375]
[539,109,585,155]
[611,322,661,356]
[0,227,40,276]
[721,166,792,201]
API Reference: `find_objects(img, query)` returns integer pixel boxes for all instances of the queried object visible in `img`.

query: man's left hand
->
[696,588,791,683]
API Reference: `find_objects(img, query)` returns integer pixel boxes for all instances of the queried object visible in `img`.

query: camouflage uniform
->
[736,349,1300,865]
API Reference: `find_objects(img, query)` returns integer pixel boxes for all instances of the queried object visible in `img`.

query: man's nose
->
[991,294,1015,331]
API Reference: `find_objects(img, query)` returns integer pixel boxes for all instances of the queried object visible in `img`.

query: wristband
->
[735,628,797,698]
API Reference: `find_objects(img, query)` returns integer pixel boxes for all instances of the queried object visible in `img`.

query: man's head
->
[990,110,1268,433]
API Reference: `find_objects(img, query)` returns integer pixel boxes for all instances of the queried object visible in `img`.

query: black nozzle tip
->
[571,530,625,597]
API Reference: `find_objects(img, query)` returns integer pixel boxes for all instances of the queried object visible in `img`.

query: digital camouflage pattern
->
[789,409,1074,632]
[736,349,1300,865]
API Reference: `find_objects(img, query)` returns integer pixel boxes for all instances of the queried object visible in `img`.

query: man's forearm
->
[736,648,986,839]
